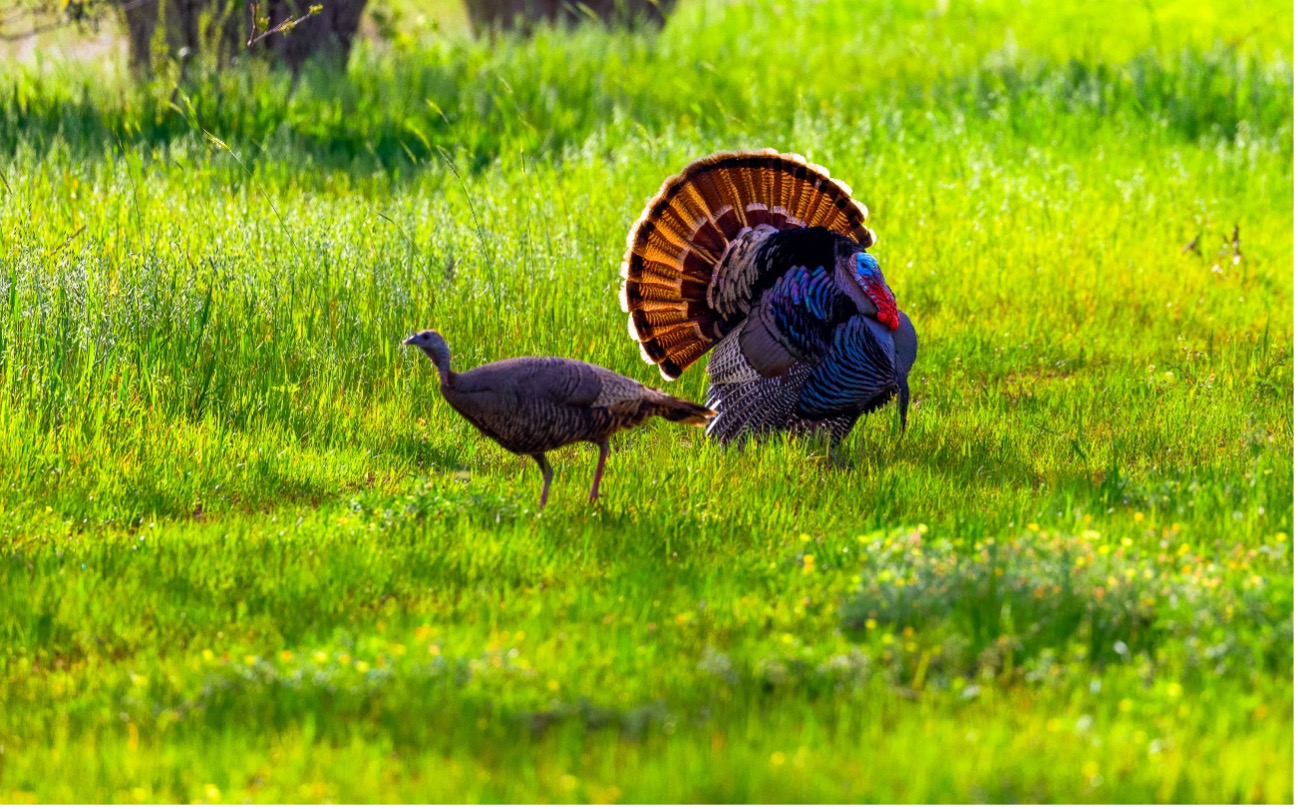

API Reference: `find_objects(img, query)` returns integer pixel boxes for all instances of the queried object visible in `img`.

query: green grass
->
[0,0,1293,802]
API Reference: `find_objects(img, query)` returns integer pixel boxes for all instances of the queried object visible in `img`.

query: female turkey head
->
[852,253,900,331]
[403,329,453,377]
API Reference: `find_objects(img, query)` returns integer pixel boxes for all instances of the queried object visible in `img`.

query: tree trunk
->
[463,0,676,36]
[116,0,369,76]
[252,0,369,73]
[118,0,159,75]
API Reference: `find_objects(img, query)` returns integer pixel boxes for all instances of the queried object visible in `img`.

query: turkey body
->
[405,330,713,506]
[619,150,918,445]
[441,356,702,455]
[705,305,917,444]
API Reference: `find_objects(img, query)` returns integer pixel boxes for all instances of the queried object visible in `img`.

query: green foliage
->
[0,0,1293,802]
[839,531,1292,675]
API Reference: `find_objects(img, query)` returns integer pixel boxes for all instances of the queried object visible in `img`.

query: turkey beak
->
[402,336,417,346]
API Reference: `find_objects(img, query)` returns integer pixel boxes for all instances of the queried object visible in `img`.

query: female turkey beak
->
[402,335,418,346]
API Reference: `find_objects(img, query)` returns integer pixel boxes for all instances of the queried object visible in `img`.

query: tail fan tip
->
[675,409,717,427]
[658,394,717,425]
[620,149,876,379]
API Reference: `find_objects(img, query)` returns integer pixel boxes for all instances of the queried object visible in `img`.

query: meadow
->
[0,0,1293,801]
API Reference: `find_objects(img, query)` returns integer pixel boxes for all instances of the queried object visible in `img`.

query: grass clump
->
[840,529,1292,678]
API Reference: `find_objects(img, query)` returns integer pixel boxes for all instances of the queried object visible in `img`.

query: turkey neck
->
[419,346,457,387]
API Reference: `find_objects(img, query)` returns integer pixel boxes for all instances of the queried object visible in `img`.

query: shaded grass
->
[0,0,1292,802]
[1,1,1292,171]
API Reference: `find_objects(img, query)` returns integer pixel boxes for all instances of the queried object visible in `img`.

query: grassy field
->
[1,0,1293,802]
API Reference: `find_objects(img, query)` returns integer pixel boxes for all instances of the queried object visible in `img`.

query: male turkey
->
[404,330,714,507]
[618,150,917,444]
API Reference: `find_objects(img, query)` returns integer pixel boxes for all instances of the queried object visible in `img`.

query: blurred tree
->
[462,0,675,35]
[250,1,367,72]
[115,0,213,75]
[0,1,112,43]
[123,1,367,74]
[0,1,366,75]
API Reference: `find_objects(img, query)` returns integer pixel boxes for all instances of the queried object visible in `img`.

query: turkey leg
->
[589,440,610,502]
[532,453,554,508]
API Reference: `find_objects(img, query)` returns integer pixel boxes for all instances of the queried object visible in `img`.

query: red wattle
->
[861,278,901,332]
[870,291,900,331]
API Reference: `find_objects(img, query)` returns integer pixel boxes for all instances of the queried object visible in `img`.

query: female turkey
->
[618,150,917,444]
[404,330,714,507]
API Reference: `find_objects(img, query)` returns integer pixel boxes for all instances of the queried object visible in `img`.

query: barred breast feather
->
[704,314,908,445]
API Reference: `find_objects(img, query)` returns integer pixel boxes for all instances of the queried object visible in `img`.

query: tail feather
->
[649,391,716,426]
[621,150,875,381]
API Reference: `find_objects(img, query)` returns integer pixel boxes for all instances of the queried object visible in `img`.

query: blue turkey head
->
[853,253,900,332]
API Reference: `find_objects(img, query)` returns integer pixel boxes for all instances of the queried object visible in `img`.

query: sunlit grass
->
[0,0,1292,802]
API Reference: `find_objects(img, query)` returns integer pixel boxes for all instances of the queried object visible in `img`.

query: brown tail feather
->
[649,391,716,426]
[620,149,875,381]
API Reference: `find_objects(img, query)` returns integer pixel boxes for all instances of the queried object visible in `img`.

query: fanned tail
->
[620,149,875,381]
